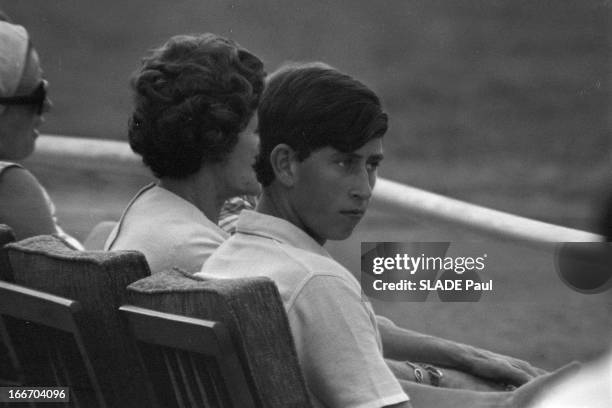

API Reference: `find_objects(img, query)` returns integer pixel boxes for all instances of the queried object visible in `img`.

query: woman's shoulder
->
[0,164,56,238]
[107,183,228,248]
[0,164,45,197]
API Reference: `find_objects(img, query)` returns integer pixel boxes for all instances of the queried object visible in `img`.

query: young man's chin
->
[326,225,359,241]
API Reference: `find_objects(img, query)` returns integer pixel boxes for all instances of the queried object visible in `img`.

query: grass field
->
[5,0,612,373]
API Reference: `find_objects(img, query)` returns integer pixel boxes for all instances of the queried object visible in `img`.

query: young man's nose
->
[349,170,374,200]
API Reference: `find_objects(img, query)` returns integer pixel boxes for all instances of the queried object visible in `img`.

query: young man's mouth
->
[339,209,366,219]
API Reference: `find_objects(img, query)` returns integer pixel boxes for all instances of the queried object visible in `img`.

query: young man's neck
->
[257,187,327,246]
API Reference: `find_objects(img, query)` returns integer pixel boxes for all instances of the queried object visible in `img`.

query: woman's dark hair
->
[254,62,388,186]
[129,33,265,178]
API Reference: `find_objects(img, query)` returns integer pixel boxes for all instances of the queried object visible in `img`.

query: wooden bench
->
[4,233,312,407]
[0,223,19,388]
[5,234,154,407]
[0,279,269,408]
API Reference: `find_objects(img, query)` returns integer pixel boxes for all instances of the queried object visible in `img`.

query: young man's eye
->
[366,161,381,172]
[337,158,354,168]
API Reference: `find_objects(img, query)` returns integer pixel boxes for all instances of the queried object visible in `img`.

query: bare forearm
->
[377,315,466,368]
[390,362,579,408]
[376,315,545,385]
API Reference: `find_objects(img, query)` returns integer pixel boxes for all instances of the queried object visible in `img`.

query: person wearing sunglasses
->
[0,15,81,247]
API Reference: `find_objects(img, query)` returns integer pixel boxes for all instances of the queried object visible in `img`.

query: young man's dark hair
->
[254,62,388,186]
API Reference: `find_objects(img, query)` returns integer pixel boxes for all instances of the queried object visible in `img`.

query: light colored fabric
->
[529,350,612,408]
[197,210,409,408]
[0,161,82,249]
[105,182,228,274]
[83,221,117,250]
[0,21,29,114]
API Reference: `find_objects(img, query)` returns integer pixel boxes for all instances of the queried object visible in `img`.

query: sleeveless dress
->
[104,183,229,274]
[0,161,82,249]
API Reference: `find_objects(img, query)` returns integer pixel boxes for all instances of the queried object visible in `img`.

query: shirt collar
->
[236,210,332,259]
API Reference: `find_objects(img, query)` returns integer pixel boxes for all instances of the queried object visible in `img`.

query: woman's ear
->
[269,143,297,187]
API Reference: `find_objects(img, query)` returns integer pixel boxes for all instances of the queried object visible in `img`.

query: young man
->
[197,62,575,408]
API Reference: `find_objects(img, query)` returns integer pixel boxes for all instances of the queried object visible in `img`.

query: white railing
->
[30,134,149,177]
[30,135,603,246]
[374,178,601,245]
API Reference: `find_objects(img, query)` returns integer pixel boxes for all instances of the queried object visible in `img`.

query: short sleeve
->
[287,275,409,408]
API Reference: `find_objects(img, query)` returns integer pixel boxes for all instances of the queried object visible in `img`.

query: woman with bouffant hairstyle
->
[105,33,264,274]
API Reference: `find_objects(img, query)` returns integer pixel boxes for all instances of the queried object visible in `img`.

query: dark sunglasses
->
[0,80,48,115]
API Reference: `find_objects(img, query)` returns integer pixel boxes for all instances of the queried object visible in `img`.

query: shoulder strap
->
[0,161,23,176]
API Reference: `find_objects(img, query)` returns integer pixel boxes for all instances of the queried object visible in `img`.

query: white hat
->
[0,21,29,114]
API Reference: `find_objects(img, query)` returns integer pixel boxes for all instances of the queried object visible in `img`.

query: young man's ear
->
[269,143,298,187]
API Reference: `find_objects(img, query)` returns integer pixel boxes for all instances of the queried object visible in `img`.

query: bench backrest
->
[0,224,17,387]
[0,281,106,407]
[120,304,257,407]
[127,269,313,408]
[5,234,154,407]
[0,224,15,282]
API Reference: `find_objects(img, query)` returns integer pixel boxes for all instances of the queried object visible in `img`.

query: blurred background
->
[1,0,610,371]
[2,0,611,230]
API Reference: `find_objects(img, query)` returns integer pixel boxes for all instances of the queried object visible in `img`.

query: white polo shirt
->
[196,210,409,408]
[105,183,228,274]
